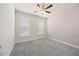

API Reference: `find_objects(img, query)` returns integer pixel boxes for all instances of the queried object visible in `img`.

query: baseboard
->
[15,37,47,43]
[47,37,79,49]
[8,42,15,56]
[15,35,47,43]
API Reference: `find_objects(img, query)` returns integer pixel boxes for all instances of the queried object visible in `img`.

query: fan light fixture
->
[34,4,53,14]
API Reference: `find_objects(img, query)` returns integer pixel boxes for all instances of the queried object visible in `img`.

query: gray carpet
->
[10,39,79,56]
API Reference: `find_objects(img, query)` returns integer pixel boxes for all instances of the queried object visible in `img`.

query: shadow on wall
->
[47,3,79,46]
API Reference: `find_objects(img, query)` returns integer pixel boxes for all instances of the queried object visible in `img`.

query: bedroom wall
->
[47,3,79,46]
[0,3,15,55]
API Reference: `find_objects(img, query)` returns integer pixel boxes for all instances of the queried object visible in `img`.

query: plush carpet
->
[10,39,79,56]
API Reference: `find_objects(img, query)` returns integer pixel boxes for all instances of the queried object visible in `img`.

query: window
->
[20,16,30,37]
[38,18,45,34]
[16,11,47,38]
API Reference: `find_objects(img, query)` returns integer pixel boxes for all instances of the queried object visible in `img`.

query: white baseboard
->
[8,43,15,56]
[47,37,79,49]
[15,35,47,43]
[15,37,47,43]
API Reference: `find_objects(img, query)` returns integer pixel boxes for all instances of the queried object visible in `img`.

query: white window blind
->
[20,16,30,37]
[16,11,47,37]
[38,18,45,34]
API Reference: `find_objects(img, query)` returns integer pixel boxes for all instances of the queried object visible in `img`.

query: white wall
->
[0,4,15,55]
[15,11,47,43]
[47,3,79,46]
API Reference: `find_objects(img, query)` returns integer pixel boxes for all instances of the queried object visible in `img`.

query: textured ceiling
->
[15,3,79,18]
[15,3,54,18]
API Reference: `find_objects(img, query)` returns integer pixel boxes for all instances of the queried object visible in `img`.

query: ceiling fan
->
[34,4,53,14]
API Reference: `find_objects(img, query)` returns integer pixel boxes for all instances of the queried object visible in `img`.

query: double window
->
[16,11,46,37]
[38,18,45,34]
[20,16,30,37]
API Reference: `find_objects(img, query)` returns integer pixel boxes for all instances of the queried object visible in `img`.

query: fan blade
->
[37,4,40,8]
[45,4,53,10]
[45,11,51,13]
[34,11,38,12]
[42,5,45,9]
